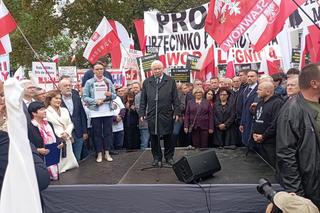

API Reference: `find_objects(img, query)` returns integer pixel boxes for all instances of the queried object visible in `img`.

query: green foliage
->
[6,0,209,69]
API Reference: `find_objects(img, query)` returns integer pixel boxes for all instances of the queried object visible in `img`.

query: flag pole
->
[16,26,58,88]
[291,0,320,30]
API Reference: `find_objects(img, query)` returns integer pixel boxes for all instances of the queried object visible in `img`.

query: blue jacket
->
[83,77,116,111]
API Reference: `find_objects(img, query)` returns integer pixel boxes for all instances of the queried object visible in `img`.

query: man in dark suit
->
[59,76,88,161]
[20,79,36,124]
[139,60,181,167]
[239,70,259,148]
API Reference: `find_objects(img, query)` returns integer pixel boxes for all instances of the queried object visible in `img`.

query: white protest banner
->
[120,48,143,71]
[58,66,77,82]
[32,62,57,78]
[145,4,263,68]
[32,62,57,91]
[0,54,10,81]
[287,1,320,31]
[144,4,212,67]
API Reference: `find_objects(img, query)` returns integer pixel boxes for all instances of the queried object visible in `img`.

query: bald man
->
[139,60,181,167]
[251,81,284,167]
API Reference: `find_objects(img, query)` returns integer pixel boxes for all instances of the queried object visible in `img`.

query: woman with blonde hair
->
[184,86,214,148]
[45,90,78,173]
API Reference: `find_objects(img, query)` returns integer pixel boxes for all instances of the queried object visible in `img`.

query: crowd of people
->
[0,59,318,209]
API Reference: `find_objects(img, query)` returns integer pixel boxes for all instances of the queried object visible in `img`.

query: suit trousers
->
[91,116,113,154]
[150,134,174,161]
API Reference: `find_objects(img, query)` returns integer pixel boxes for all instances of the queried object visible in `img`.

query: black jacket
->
[139,74,181,135]
[276,93,320,208]
[61,89,87,138]
[252,95,284,144]
[0,131,50,193]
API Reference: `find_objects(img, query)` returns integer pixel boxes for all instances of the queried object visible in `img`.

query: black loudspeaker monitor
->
[172,149,221,183]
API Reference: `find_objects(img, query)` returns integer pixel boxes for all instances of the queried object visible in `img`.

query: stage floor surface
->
[52,147,276,185]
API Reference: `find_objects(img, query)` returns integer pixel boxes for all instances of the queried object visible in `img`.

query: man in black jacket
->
[276,64,320,209]
[251,81,284,167]
[139,60,180,167]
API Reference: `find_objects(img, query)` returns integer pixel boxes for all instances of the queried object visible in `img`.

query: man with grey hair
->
[20,79,36,124]
[139,60,180,167]
[59,76,88,161]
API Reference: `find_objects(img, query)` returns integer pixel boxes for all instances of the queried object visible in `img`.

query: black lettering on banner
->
[151,36,157,47]
[312,6,320,22]
[163,35,169,53]
[177,34,187,50]
[172,12,188,32]
[157,14,170,33]
[169,35,176,51]
[194,32,201,50]
[189,6,207,30]
[186,33,194,49]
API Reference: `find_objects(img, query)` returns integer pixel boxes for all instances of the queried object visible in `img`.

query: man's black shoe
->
[166,158,175,166]
[152,159,162,167]
[109,151,119,155]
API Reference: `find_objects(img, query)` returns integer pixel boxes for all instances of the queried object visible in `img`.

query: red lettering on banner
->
[181,52,189,64]
[236,49,244,63]
[244,50,253,63]
[167,52,180,65]
[218,50,226,64]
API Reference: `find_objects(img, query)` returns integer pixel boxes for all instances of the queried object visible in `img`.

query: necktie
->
[247,87,252,97]
[156,77,160,84]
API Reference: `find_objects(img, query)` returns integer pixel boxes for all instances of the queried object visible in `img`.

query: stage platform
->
[43,148,280,213]
[52,147,276,185]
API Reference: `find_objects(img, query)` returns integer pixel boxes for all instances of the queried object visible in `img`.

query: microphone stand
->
[141,78,171,174]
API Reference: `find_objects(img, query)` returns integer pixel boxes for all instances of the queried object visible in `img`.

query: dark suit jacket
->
[27,121,63,156]
[23,102,31,124]
[239,84,259,146]
[0,130,50,194]
[61,89,87,139]
[184,98,213,130]
[139,74,181,135]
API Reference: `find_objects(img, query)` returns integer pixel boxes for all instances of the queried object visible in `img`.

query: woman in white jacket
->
[45,90,79,173]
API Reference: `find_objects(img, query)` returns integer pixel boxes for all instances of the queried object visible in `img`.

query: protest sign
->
[186,55,200,71]
[171,68,190,83]
[58,66,77,82]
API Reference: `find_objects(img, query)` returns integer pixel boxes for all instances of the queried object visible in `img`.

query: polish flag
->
[195,44,215,80]
[0,35,11,55]
[108,20,130,69]
[205,0,259,51]
[83,17,121,64]
[0,1,17,55]
[225,51,235,78]
[259,51,281,75]
[51,54,59,63]
[299,25,320,69]
[247,0,305,51]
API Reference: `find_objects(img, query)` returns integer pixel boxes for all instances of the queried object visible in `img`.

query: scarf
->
[31,119,56,145]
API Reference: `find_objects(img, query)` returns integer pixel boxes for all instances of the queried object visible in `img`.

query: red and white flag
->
[0,1,17,55]
[299,25,320,69]
[83,17,121,64]
[205,0,259,52]
[225,51,235,78]
[51,54,59,63]
[247,0,305,51]
[205,0,303,52]
[195,44,215,80]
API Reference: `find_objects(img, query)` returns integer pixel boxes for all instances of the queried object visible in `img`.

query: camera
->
[257,178,277,202]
